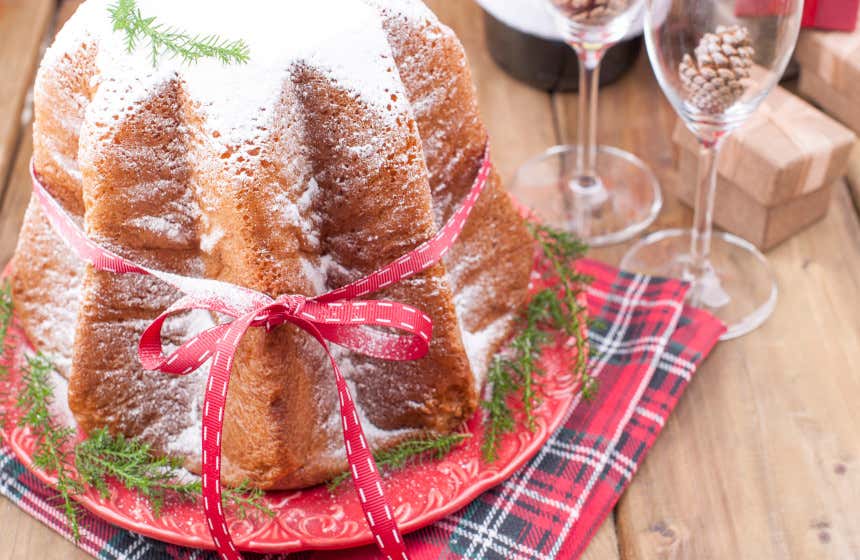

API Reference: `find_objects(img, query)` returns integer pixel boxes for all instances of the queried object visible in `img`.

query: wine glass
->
[509,0,663,246]
[621,0,802,339]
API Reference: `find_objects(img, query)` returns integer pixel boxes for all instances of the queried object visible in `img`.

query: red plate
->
[0,261,586,553]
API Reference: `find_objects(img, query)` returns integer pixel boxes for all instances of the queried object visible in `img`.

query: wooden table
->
[1,1,858,558]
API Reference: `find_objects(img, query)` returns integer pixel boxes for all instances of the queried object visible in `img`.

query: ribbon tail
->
[296,319,409,559]
[198,313,257,560]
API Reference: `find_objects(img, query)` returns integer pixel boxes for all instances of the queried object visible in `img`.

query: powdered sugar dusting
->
[271,176,321,247]
[24,0,530,488]
[200,226,224,254]
[460,314,513,392]
[47,367,78,431]
[51,0,408,151]
[144,309,213,457]
[15,204,84,377]
[127,215,195,245]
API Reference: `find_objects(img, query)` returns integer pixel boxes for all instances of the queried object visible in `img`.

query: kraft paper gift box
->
[672,86,856,250]
[795,7,860,130]
[799,71,860,134]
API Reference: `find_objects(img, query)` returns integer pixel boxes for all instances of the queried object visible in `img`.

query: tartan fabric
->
[0,259,724,560]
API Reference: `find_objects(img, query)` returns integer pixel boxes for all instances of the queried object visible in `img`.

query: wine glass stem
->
[573,47,604,185]
[689,137,724,277]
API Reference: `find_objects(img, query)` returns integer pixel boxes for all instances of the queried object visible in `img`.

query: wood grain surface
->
[0,1,858,559]
[0,0,52,200]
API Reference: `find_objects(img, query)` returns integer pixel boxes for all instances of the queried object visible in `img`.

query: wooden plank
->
[554,46,860,560]
[0,0,82,264]
[0,123,33,264]
[0,0,53,198]
[616,183,860,559]
[0,495,89,560]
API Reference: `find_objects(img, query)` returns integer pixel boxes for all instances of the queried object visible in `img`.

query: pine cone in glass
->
[679,25,755,113]
[552,0,629,23]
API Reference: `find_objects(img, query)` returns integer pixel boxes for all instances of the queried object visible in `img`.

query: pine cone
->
[679,25,755,113]
[552,0,629,23]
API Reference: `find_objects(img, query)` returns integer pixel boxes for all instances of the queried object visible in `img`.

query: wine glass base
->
[510,145,662,247]
[620,229,778,340]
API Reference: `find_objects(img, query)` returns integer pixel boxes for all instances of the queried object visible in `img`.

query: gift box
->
[796,18,860,134]
[672,86,855,250]
[735,0,859,31]
[798,70,860,134]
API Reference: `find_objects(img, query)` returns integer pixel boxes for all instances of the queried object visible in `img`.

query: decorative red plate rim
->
[0,258,586,553]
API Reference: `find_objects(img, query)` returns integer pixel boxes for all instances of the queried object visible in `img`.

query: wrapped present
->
[799,70,860,133]
[735,0,858,30]
[674,87,855,206]
[672,86,855,249]
[796,19,860,132]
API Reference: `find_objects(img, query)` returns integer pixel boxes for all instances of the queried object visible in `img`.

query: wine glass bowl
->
[646,0,802,135]
[621,0,802,339]
[547,0,645,46]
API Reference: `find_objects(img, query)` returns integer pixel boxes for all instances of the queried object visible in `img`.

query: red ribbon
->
[30,145,492,560]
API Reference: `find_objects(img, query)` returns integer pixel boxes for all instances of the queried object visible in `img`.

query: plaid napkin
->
[0,259,724,560]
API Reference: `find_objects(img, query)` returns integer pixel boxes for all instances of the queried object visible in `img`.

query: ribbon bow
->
[31,145,492,560]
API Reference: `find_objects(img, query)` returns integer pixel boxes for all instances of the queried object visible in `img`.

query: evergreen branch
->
[108,0,250,67]
[481,224,595,462]
[75,428,273,519]
[0,281,12,378]
[222,481,273,521]
[328,433,471,491]
[1,284,268,529]
[481,357,517,462]
[16,353,83,540]
[75,428,194,516]
[10,345,271,537]
[530,224,597,399]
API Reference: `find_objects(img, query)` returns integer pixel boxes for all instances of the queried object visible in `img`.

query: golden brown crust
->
[375,5,534,372]
[11,202,84,379]
[69,78,207,462]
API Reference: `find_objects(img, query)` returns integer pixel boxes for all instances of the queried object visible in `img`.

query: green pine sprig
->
[1,282,271,528]
[328,433,471,491]
[108,0,250,67]
[531,224,597,400]
[220,480,272,521]
[4,343,272,539]
[0,281,12,378]
[16,352,84,539]
[481,356,518,461]
[481,224,595,462]
[75,429,273,520]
